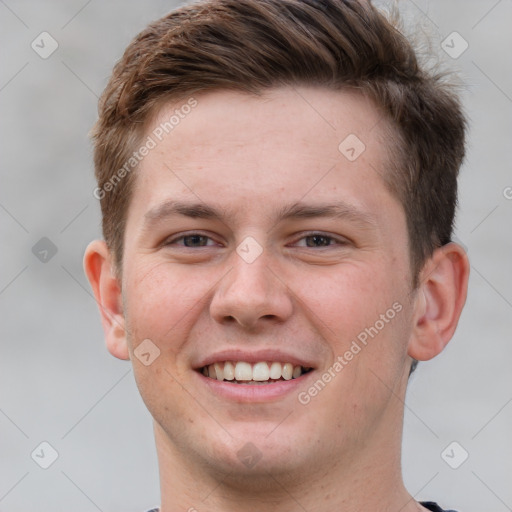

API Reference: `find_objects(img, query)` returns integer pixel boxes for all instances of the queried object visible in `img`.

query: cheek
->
[291,259,402,343]
[122,260,218,353]
[121,262,216,423]
[291,256,412,405]
[293,263,412,441]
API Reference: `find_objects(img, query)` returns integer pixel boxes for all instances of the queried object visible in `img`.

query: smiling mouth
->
[198,361,313,385]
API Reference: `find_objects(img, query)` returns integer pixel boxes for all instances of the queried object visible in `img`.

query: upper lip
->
[193,348,317,370]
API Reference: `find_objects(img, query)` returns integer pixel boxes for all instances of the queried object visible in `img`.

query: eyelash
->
[163,231,347,248]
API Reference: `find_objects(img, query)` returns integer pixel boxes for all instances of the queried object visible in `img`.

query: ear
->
[83,240,129,360]
[408,242,470,361]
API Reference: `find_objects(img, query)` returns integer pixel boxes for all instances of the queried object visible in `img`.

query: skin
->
[85,86,469,512]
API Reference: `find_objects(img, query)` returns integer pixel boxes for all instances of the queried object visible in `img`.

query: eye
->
[293,233,347,248]
[304,234,334,247]
[165,233,218,248]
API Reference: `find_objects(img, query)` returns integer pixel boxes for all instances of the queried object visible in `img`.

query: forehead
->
[137,87,394,207]
[148,86,386,157]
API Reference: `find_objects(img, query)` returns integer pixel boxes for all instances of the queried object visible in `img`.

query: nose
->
[209,249,294,330]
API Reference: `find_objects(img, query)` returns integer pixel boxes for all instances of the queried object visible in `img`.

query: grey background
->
[1,1,511,511]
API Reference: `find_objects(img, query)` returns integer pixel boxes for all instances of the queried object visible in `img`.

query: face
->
[119,87,417,479]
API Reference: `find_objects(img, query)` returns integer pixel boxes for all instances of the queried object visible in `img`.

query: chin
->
[204,423,314,477]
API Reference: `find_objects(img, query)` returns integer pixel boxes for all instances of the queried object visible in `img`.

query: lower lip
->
[195,371,314,402]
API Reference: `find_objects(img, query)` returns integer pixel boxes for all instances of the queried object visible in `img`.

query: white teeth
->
[252,362,270,381]
[201,361,311,382]
[223,361,235,380]
[234,361,252,381]
[269,361,282,379]
[214,362,224,381]
[282,363,293,380]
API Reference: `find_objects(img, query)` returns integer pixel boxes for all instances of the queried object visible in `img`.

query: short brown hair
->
[92,0,466,284]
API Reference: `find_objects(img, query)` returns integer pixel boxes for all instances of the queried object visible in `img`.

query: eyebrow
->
[145,201,220,221]
[277,203,377,227]
[143,200,378,230]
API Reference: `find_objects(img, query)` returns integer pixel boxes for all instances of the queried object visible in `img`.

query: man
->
[84,1,469,511]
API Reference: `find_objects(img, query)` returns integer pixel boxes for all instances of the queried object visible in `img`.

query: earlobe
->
[83,240,130,361]
[408,242,470,362]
